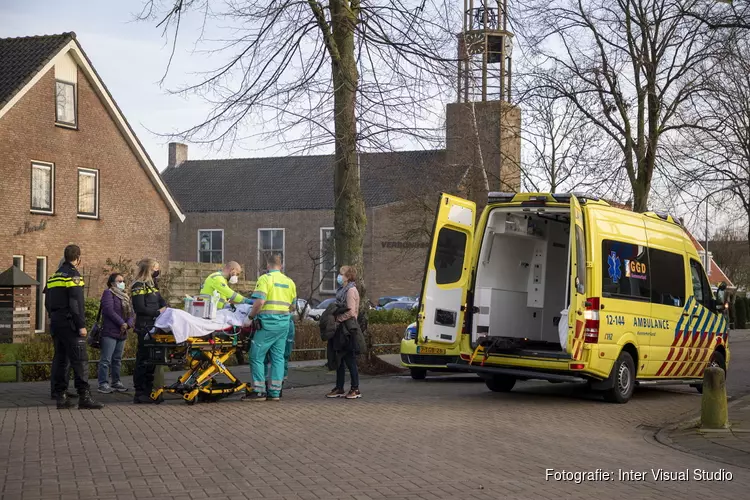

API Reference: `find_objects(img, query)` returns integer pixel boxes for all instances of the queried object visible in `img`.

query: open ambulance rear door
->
[418,193,476,345]
[566,195,588,360]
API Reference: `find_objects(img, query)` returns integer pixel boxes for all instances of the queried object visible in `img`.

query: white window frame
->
[12,255,24,271]
[35,256,47,333]
[319,227,337,293]
[258,228,286,272]
[30,161,55,214]
[77,168,99,219]
[197,229,224,264]
[55,80,77,128]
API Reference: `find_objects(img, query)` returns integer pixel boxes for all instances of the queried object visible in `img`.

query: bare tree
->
[669,34,750,246]
[138,0,458,315]
[518,80,621,195]
[711,226,750,289]
[515,0,729,212]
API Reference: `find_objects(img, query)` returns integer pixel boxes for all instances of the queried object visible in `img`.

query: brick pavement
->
[1,373,748,499]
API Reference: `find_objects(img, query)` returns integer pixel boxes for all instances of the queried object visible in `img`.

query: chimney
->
[168,142,188,169]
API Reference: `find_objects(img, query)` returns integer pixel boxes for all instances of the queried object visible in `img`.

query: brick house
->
[0,32,185,334]
[163,103,523,303]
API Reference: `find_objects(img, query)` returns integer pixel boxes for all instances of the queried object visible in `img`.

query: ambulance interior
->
[472,209,571,353]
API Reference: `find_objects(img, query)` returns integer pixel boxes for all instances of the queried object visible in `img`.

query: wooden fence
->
[167,262,256,307]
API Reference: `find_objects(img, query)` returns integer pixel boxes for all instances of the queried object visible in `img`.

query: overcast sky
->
[1,0,265,171]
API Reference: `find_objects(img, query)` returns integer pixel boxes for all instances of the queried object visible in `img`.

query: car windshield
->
[317,298,336,309]
[384,302,415,310]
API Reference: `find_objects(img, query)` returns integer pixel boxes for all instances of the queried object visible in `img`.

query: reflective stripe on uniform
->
[132,287,159,296]
[46,277,85,288]
[266,300,292,307]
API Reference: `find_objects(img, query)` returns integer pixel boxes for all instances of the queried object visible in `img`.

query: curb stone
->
[654,394,750,470]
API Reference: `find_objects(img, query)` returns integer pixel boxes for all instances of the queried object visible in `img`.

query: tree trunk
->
[330,0,369,342]
[632,174,651,213]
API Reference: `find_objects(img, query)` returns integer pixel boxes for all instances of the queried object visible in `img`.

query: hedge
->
[367,308,417,324]
[735,296,747,330]
[12,300,408,381]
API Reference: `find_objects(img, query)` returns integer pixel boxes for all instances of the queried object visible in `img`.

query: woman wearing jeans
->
[326,266,362,399]
[98,273,134,393]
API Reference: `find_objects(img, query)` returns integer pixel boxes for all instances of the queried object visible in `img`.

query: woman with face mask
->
[131,258,167,404]
[97,273,135,394]
[326,266,364,399]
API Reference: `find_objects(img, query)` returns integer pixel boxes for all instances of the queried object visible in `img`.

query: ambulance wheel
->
[410,369,427,380]
[694,351,726,394]
[485,375,516,392]
[603,352,635,404]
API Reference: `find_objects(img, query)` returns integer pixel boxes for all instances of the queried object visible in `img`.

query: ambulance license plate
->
[417,346,445,355]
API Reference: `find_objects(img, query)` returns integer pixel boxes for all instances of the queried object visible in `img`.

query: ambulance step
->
[635,379,703,386]
[447,363,587,384]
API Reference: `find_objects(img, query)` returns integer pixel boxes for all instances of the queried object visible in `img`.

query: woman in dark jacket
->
[131,258,167,404]
[326,266,363,400]
[97,273,135,394]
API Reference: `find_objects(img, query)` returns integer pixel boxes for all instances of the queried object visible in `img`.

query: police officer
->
[45,245,104,410]
[131,258,167,404]
[200,261,253,309]
[242,253,296,402]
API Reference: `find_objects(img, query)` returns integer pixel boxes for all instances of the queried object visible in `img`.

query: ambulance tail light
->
[584,297,600,344]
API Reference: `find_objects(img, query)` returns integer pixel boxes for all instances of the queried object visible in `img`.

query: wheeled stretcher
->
[143,311,255,405]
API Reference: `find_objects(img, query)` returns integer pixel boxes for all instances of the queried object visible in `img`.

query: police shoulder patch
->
[72,276,81,284]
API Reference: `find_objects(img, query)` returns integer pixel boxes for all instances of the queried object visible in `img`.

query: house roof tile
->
[161,150,455,211]
[0,33,74,109]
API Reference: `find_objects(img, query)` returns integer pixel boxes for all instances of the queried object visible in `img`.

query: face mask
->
[336,274,345,286]
[229,275,239,284]
[116,282,126,291]
[152,270,160,280]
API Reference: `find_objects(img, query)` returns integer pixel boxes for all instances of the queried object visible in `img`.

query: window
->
[601,240,650,301]
[35,257,47,332]
[320,228,336,293]
[12,256,24,271]
[433,227,467,285]
[77,168,99,217]
[690,259,712,308]
[30,162,54,213]
[55,81,76,126]
[650,248,686,307]
[198,230,224,263]
[259,228,285,270]
[574,226,586,295]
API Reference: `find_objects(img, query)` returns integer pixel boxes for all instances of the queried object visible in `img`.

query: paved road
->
[1,334,749,499]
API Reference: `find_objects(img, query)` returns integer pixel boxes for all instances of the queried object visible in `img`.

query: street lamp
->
[700,181,745,274]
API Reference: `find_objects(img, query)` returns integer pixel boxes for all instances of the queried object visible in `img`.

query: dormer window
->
[55,80,76,127]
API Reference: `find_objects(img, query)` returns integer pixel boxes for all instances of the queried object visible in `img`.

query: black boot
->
[78,390,104,410]
[56,393,75,409]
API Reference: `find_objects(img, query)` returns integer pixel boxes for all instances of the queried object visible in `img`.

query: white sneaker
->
[111,382,128,392]
[97,384,113,394]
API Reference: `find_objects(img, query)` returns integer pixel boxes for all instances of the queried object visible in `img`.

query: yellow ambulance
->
[416,192,729,403]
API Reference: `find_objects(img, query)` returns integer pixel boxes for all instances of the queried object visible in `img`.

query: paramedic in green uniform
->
[199,261,252,308]
[242,253,296,402]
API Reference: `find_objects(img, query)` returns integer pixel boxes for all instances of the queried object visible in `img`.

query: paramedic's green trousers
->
[265,321,295,382]
[251,326,287,397]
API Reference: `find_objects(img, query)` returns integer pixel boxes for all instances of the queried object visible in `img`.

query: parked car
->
[400,322,464,380]
[376,296,411,309]
[306,298,336,321]
[294,298,319,320]
[383,300,418,311]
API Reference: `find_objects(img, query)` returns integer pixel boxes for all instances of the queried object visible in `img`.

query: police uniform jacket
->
[131,280,167,331]
[44,262,86,332]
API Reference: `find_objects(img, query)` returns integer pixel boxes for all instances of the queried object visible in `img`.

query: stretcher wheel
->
[185,397,196,406]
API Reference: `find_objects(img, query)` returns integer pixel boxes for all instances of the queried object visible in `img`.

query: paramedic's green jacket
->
[200,271,246,309]
[251,270,297,330]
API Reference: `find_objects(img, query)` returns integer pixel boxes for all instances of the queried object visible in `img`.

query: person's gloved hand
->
[243,298,254,305]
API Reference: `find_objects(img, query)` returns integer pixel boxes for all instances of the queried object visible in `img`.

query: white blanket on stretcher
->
[153,304,252,343]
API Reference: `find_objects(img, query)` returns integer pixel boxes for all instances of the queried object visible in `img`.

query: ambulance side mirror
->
[715,282,728,312]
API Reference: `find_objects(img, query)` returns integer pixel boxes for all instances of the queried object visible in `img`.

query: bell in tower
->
[457,0,513,102]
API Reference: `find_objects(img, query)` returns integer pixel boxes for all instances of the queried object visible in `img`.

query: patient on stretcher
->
[154,304,253,343]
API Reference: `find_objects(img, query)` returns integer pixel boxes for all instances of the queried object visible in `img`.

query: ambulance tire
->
[603,352,635,404]
[694,351,726,394]
[410,369,427,380]
[485,375,516,393]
